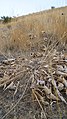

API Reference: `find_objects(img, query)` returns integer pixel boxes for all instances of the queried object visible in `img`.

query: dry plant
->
[0,34,67,119]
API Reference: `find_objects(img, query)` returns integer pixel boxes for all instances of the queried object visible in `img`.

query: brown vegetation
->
[0,6,67,53]
[0,6,67,119]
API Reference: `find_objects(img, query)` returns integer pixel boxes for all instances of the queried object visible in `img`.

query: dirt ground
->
[0,81,67,119]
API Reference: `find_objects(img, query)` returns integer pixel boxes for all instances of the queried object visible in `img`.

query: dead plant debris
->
[0,43,67,119]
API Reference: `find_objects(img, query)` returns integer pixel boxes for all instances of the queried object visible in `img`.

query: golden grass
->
[0,6,67,52]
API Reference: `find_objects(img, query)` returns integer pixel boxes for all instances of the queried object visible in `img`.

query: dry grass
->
[0,6,67,52]
[0,6,67,119]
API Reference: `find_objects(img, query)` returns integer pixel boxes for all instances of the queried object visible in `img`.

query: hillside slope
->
[0,6,67,53]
